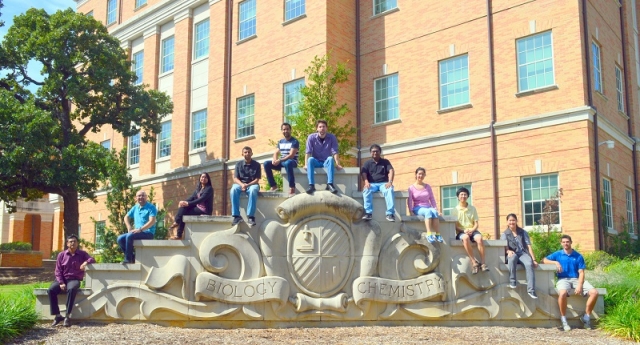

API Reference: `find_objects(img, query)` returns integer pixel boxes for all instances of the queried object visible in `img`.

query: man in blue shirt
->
[264,123,299,197]
[543,235,599,331]
[305,120,342,194]
[118,190,157,264]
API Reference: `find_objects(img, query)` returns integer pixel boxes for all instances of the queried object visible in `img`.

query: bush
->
[597,259,640,342]
[0,242,32,251]
[583,250,619,270]
[50,249,62,260]
[0,284,40,343]
[605,228,640,260]
[528,228,562,262]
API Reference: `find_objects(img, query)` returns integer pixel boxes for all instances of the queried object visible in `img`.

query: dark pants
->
[117,230,154,262]
[264,159,297,189]
[174,205,208,236]
[48,280,80,316]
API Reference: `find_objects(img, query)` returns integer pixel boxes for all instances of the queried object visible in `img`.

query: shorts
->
[413,207,438,219]
[556,278,595,297]
[456,230,482,243]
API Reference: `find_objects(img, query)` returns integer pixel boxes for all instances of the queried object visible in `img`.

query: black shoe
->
[51,315,64,327]
[362,213,372,221]
[231,216,243,226]
[63,317,71,327]
[326,183,337,194]
[247,217,256,227]
[386,214,396,222]
[306,185,316,194]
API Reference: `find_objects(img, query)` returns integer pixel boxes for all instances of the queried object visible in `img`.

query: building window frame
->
[592,41,603,93]
[374,73,399,124]
[101,140,111,150]
[626,189,634,234]
[284,0,305,22]
[132,51,144,85]
[128,132,141,167]
[238,0,257,41]
[95,221,106,249]
[191,110,207,150]
[284,78,305,122]
[160,36,175,74]
[441,184,472,216]
[106,0,117,25]
[193,19,210,60]
[439,54,470,109]
[237,94,255,139]
[135,0,147,9]
[516,31,555,93]
[373,0,398,16]
[603,178,613,231]
[157,121,172,158]
[522,173,561,228]
[615,65,625,113]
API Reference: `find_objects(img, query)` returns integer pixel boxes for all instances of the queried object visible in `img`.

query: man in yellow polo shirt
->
[451,187,489,274]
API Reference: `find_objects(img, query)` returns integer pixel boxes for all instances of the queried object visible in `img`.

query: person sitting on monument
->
[407,167,442,243]
[48,235,95,327]
[452,187,489,274]
[263,122,300,197]
[169,172,214,240]
[304,119,342,194]
[119,190,157,264]
[361,144,396,222]
[231,146,261,227]
[501,213,537,297]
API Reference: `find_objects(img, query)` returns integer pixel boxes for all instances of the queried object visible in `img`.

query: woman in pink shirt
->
[407,167,442,243]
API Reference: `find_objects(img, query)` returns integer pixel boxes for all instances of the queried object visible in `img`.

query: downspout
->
[620,3,640,236]
[222,0,234,215]
[355,0,362,190]
[582,0,603,249]
[486,0,500,238]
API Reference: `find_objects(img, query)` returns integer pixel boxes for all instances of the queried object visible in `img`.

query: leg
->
[47,280,62,316]
[362,183,380,215]
[430,218,440,236]
[263,160,278,190]
[585,287,599,316]
[323,156,335,184]
[246,185,260,217]
[459,234,477,264]
[307,157,320,185]
[117,233,127,259]
[123,231,154,262]
[555,279,571,317]
[474,233,486,263]
[506,252,519,286]
[379,183,395,215]
[176,206,206,237]
[230,184,242,216]
[281,160,297,190]
[64,280,81,317]
[518,253,535,294]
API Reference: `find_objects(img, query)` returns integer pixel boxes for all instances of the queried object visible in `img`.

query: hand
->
[555,263,563,273]
[80,262,88,271]
[336,164,343,170]
[363,181,370,190]
[507,250,514,258]
[241,184,247,192]
[532,260,538,268]
[132,228,141,234]
[179,200,188,207]
[274,159,280,166]
[60,284,66,291]
[575,285,583,295]
[385,182,393,189]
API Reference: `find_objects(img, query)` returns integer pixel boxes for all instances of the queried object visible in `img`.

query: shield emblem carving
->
[288,217,354,297]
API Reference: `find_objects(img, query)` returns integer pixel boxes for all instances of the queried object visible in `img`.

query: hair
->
[136,190,147,196]
[281,122,292,130]
[316,119,327,128]
[370,144,382,153]
[242,146,252,153]
[66,235,79,242]
[506,213,518,221]
[415,167,426,175]
[456,187,470,197]
[561,234,572,242]
[197,172,212,190]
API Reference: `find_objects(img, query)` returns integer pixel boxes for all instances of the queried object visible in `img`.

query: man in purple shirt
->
[304,120,342,194]
[48,235,95,327]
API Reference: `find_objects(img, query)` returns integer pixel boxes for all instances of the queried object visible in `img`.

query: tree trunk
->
[61,190,80,246]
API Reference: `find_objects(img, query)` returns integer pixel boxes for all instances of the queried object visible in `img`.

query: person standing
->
[169,173,214,239]
[361,144,395,222]
[543,235,599,331]
[48,235,95,327]
[453,187,489,274]
[264,123,299,197]
[230,146,261,227]
[305,120,342,194]
[501,213,537,298]
[118,190,157,264]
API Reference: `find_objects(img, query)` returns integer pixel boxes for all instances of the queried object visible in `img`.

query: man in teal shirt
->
[118,190,157,264]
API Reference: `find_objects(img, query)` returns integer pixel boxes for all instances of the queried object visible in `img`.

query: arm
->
[575,269,585,295]
[124,214,133,232]
[280,148,298,162]
[407,187,414,214]
[385,168,395,189]
[527,244,538,268]
[245,164,262,187]
[55,253,65,284]
[272,148,281,164]
[542,255,563,273]
[331,136,342,169]
[79,251,96,271]
[304,153,310,169]
[187,186,213,206]
[136,216,156,233]
[361,165,370,190]
[427,185,438,212]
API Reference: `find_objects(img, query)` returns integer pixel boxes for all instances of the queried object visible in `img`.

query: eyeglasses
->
[371,150,380,153]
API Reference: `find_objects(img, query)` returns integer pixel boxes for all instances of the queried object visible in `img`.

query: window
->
[441,184,472,216]
[603,178,613,230]
[158,121,172,158]
[192,110,207,150]
[285,0,305,21]
[107,0,117,25]
[522,174,560,227]
[160,36,175,74]
[194,19,210,60]
[86,11,94,18]
[132,51,144,85]
[626,189,634,233]
[95,221,106,248]
[128,133,140,166]
[374,74,399,123]
[373,0,397,15]
[592,42,603,92]
[135,0,147,8]
[239,0,257,41]
[237,95,255,138]
[284,79,304,121]
[439,55,470,109]
[101,140,111,150]
[516,31,554,92]
[616,66,624,113]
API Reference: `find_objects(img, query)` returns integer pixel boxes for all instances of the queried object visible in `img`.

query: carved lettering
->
[244,285,255,297]
[352,274,446,305]
[195,273,289,304]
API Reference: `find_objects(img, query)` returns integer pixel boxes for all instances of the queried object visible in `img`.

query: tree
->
[289,53,356,166]
[0,9,172,242]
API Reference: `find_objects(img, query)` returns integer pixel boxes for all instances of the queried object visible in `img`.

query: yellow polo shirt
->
[452,204,479,232]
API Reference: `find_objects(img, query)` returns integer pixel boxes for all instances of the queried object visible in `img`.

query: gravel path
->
[8,323,637,345]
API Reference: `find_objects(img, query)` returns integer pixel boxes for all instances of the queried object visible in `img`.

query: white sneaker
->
[562,320,571,331]
[580,314,592,329]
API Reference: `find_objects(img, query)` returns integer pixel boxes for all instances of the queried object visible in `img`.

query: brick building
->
[11,0,634,254]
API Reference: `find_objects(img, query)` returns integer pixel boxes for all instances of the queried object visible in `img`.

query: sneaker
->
[306,185,316,194]
[247,217,256,227]
[508,283,517,289]
[231,216,243,226]
[63,317,71,327]
[424,234,436,243]
[580,314,592,329]
[435,234,443,243]
[362,213,373,221]
[51,315,64,327]
[386,214,395,222]
[528,291,538,299]
[326,183,338,194]
[562,320,571,331]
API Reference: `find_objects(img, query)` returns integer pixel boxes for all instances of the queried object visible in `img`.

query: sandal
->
[472,261,480,275]
[481,263,490,272]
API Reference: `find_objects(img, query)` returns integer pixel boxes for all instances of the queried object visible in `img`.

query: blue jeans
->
[363,182,395,215]
[117,230,154,262]
[263,159,297,189]
[307,156,335,185]
[230,184,259,217]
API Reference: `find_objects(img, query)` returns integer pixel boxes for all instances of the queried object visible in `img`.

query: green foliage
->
[50,249,62,260]
[289,53,356,166]
[263,171,284,191]
[0,8,173,241]
[529,227,562,262]
[604,225,640,259]
[583,250,619,270]
[148,187,170,241]
[0,241,32,251]
[594,259,640,341]
[0,284,39,343]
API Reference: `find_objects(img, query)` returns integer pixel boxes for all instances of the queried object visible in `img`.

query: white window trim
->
[592,41,603,93]
[615,65,625,113]
[372,0,398,16]
[128,133,141,168]
[160,36,175,74]
[191,110,208,150]
[157,121,172,159]
[238,0,257,41]
[374,73,400,124]
[193,19,210,60]
[283,78,305,122]
[515,31,556,93]
[439,54,471,110]
[521,173,562,231]
[626,188,634,234]
[284,0,306,22]
[603,178,613,231]
[106,0,117,25]
[236,94,255,139]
